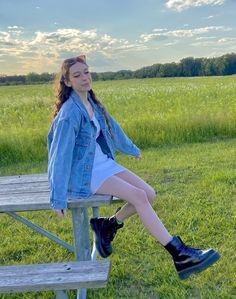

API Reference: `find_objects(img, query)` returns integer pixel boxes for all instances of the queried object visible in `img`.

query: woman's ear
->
[64,79,72,87]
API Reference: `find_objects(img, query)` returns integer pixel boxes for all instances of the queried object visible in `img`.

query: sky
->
[0,0,236,75]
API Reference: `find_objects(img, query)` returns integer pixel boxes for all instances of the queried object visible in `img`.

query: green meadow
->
[0,76,235,298]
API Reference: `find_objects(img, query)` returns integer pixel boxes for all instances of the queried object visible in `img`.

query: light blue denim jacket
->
[48,91,140,209]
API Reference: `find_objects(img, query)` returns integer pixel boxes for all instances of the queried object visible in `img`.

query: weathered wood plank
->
[0,181,49,194]
[0,192,122,212]
[0,260,111,293]
[0,172,123,211]
[0,173,47,185]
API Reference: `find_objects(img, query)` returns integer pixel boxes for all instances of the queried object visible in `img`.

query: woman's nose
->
[81,73,88,79]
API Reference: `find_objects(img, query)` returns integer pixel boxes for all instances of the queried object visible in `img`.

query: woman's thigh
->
[115,170,157,203]
[96,174,148,207]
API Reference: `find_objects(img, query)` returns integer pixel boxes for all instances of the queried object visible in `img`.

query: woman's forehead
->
[70,61,88,73]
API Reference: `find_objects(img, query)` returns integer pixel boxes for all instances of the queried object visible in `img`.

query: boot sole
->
[178,251,221,280]
[90,219,111,258]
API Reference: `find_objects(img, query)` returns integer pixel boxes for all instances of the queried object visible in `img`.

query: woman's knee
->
[132,188,150,207]
[146,187,157,205]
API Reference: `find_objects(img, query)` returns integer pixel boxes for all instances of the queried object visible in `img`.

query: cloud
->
[0,27,144,74]
[26,28,141,55]
[166,0,225,12]
[1,24,235,75]
[140,26,231,42]
[192,36,236,47]
[0,27,142,58]
[7,26,24,30]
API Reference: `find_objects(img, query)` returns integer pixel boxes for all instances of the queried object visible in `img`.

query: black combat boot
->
[165,236,221,280]
[90,216,124,258]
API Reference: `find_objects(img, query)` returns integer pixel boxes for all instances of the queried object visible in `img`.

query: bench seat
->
[0,260,111,293]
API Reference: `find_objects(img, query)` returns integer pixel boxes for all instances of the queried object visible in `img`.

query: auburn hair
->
[53,56,114,138]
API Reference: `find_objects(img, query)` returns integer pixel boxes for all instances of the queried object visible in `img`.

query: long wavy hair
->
[53,56,113,137]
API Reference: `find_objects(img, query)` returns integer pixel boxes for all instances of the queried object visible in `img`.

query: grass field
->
[0,76,235,298]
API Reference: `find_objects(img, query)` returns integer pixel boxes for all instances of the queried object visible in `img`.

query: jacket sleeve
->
[48,118,76,210]
[107,113,140,157]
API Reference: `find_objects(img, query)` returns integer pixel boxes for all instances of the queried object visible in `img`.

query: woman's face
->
[66,61,92,93]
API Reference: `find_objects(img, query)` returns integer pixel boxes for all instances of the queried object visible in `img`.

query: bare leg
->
[113,170,157,221]
[96,174,172,246]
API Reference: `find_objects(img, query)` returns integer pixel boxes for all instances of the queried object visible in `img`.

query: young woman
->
[48,55,220,280]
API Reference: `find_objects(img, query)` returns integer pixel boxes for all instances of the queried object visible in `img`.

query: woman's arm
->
[48,118,76,210]
[107,113,141,157]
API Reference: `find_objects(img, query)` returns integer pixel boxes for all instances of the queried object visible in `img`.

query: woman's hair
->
[53,56,113,138]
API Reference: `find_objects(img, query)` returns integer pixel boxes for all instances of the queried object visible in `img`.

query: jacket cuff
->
[50,198,68,210]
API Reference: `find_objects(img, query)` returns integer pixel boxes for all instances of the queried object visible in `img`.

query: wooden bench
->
[0,173,122,299]
[0,260,111,299]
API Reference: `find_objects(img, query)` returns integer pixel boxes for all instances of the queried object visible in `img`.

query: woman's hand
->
[55,209,67,217]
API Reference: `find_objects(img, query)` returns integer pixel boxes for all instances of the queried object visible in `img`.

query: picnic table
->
[0,173,122,299]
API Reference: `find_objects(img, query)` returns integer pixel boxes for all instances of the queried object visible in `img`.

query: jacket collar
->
[70,90,103,121]
[70,90,91,120]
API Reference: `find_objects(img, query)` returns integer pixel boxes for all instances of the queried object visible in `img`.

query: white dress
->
[90,114,126,194]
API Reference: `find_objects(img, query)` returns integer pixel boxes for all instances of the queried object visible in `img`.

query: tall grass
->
[0,76,236,167]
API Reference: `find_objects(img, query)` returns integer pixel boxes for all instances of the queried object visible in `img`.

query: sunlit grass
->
[0,140,235,298]
[0,76,236,168]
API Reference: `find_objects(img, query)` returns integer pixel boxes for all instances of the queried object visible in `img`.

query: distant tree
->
[91,72,99,81]
[159,62,179,77]
[97,72,116,81]
[1,52,236,85]
[222,53,236,75]
[40,72,53,82]
[26,72,40,83]
[114,70,133,80]
[180,57,195,76]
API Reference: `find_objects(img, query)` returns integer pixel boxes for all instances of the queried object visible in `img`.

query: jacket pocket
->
[74,134,91,160]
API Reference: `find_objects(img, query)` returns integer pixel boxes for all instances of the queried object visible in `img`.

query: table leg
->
[56,290,68,299]
[72,207,91,299]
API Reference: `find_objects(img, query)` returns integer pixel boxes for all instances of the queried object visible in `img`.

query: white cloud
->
[8,26,24,29]
[153,28,168,32]
[192,36,236,47]
[218,37,236,44]
[27,28,139,55]
[166,0,225,12]
[140,26,231,42]
[0,28,143,74]
[1,24,235,75]
[195,36,217,40]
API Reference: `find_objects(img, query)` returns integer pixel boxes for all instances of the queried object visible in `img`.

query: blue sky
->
[0,0,236,75]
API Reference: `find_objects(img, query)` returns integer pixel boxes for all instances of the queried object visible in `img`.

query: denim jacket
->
[48,91,140,209]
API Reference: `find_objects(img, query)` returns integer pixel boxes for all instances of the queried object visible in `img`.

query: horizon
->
[1,52,235,77]
[0,0,236,76]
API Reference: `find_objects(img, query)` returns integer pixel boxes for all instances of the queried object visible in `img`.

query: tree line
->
[0,53,235,85]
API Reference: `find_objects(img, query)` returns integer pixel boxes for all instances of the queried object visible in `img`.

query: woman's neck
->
[75,90,88,104]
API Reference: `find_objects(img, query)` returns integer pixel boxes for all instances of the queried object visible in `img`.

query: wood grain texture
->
[0,173,123,212]
[0,260,111,293]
